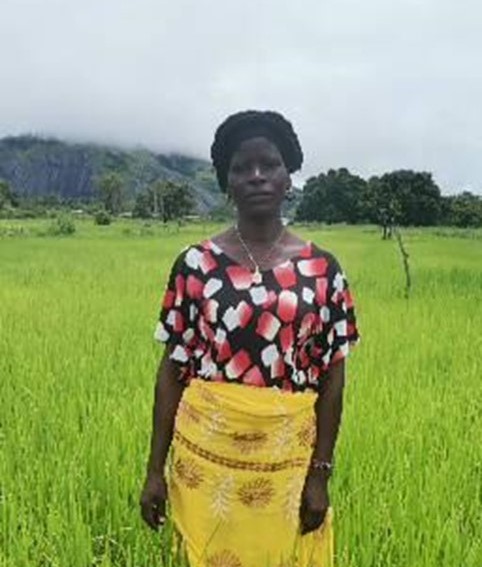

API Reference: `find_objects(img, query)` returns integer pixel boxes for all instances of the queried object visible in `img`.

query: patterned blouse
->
[154,238,360,393]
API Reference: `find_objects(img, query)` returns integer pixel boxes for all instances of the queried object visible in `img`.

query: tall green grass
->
[1,220,481,566]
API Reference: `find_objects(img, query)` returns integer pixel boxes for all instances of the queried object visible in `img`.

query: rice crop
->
[1,219,481,567]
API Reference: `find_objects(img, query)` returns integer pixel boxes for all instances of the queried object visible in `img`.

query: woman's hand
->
[299,360,344,535]
[139,474,168,530]
[141,350,185,531]
[299,469,330,535]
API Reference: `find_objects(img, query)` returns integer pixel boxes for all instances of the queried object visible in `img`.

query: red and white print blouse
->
[154,239,360,393]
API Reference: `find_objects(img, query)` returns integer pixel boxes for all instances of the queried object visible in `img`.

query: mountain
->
[0,136,222,213]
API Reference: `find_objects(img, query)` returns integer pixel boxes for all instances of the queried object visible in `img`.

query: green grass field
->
[1,219,481,567]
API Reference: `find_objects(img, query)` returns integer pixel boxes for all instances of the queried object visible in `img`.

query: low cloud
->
[1,0,481,193]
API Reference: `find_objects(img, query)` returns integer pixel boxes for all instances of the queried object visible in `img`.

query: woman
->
[140,110,360,567]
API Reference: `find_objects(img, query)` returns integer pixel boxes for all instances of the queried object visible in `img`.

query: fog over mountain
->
[1,0,481,194]
[0,136,222,212]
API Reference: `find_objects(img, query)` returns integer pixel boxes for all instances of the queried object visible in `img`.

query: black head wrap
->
[210,110,303,192]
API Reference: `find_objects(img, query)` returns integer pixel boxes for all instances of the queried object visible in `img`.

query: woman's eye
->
[230,163,246,174]
[230,158,280,176]
[262,159,280,169]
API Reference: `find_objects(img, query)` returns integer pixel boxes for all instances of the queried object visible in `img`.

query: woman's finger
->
[141,501,164,531]
[140,503,157,530]
[153,495,166,519]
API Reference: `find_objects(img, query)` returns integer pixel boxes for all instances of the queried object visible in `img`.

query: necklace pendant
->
[252,268,263,285]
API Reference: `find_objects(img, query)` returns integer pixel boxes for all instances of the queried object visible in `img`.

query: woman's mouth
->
[246,192,273,201]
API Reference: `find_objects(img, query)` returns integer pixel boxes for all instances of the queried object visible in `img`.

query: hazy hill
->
[0,136,222,213]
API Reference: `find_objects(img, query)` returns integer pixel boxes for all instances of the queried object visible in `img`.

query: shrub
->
[94,210,111,226]
[0,225,27,238]
[47,214,76,236]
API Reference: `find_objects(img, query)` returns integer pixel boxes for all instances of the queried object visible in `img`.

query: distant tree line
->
[1,167,481,229]
[94,172,195,221]
[0,172,196,223]
[295,168,482,229]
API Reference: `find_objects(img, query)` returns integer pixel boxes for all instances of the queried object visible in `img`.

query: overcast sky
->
[1,0,481,193]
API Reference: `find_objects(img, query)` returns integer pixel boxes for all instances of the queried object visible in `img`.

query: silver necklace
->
[234,224,286,285]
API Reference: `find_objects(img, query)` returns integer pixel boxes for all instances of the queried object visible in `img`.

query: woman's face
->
[227,137,290,219]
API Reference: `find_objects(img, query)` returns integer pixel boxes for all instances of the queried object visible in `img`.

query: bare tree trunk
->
[160,194,166,223]
[153,189,159,218]
[394,227,411,299]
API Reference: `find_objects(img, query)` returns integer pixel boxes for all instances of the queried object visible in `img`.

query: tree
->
[95,172,124,215]
[151,181,168,221]
[295,167,446,230]
[157,180,195,222]
[0,180,19,209]
[440,191,482,227]
[295,177,326,222]
[133,190,152,219]
[368,170,442,227]
[133,180,195,221]
[295,168,367,223]
[363,176,402,238]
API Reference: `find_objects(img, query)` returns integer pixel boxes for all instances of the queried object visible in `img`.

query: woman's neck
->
[235,215,284,243]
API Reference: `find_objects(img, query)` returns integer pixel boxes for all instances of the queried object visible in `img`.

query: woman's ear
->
[284,180,294,200]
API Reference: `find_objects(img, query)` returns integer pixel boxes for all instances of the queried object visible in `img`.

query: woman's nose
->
[251,166,264,181]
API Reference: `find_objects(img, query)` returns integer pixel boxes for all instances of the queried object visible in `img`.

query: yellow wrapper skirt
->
[167,380,334,567]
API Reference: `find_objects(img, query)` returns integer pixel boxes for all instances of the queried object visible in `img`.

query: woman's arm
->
[299,359,345,534]
[140,347,186,530]
[313,357,345,466]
